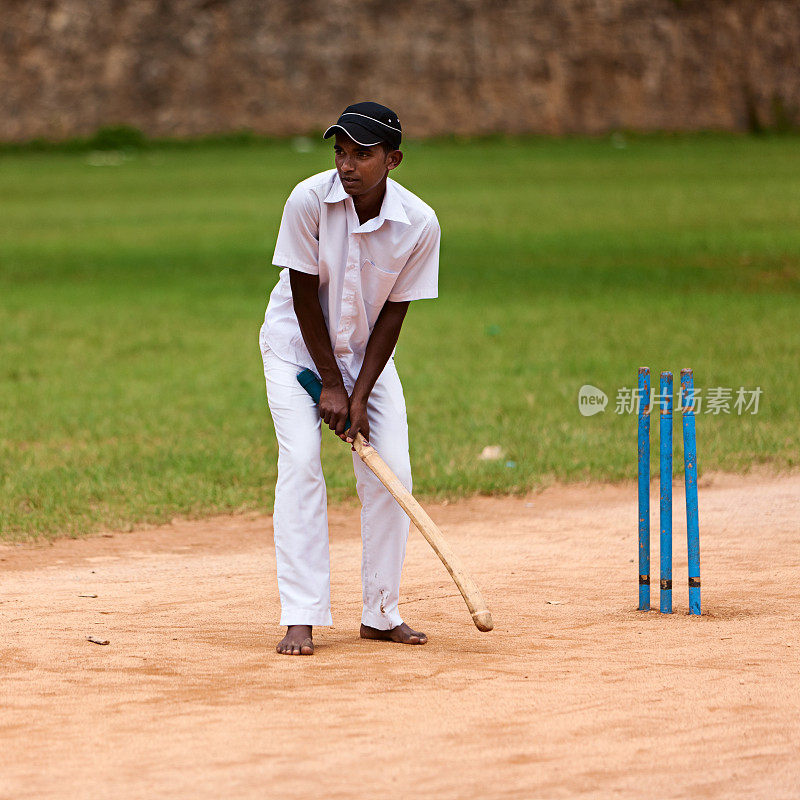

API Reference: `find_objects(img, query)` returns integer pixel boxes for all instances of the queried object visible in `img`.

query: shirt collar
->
[324,173,410,230]
[323,173,349,205]
[381,180,411,226]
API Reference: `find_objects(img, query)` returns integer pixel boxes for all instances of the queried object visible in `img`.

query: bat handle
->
[296,368,323,403]
[297,368,352,430]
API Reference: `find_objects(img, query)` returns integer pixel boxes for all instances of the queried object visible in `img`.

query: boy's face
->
[333,132,402,197]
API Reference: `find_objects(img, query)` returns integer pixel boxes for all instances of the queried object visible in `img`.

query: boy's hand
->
[346,397,370,444]
[319,383,350,439]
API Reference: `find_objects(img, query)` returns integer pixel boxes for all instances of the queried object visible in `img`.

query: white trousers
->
[261,345,412,629]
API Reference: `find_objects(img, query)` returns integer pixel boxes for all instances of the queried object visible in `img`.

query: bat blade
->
[297,369,493,632]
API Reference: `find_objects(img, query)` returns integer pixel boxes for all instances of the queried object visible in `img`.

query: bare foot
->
[276,625,314,655]
[360,622,428,645]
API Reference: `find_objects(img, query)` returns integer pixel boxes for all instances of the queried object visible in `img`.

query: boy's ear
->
[387,150,403,171]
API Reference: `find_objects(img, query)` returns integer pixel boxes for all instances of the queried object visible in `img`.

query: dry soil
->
[2,473,799,799]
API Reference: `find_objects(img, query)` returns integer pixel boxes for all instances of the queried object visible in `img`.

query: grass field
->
[1,134,799,539]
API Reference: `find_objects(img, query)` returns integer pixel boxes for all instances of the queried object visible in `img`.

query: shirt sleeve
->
[272,185,320,274]
[387,214,440,302]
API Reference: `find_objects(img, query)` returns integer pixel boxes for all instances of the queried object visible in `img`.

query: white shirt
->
[260,169,440,373]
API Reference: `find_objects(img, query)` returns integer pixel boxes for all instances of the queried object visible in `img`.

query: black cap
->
[323,101,402,150]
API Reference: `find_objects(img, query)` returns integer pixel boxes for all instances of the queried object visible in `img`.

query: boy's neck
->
[352,179,387,226]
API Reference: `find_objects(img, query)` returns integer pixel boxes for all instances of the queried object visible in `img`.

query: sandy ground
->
[1,473,799,800]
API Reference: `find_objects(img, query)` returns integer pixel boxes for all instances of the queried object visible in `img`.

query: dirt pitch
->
[2,473,799,800]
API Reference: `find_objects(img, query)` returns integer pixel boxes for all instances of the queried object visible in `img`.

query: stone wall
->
[1,0,798,141]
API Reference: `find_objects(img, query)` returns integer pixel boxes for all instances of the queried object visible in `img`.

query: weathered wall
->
[1,0,798,142]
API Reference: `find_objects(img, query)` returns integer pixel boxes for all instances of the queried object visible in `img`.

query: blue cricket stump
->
[681,368,701,615]
[659,371,673,614]
[637,367,651,611]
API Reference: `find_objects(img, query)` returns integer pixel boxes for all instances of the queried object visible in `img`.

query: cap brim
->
[322,122,383,147]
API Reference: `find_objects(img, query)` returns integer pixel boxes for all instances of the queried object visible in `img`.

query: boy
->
[260,101,440,655]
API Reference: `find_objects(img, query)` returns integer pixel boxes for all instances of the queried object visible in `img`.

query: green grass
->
[2,134,799,540]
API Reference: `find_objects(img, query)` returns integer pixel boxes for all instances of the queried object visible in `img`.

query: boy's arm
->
[345,215,439,443]
[348,300,410,444]
[289,269,350,437]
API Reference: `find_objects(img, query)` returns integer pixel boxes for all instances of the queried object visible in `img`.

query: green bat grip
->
[297,368,351,429]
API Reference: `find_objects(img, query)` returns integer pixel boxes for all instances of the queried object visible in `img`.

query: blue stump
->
[659,371,673,614]
[681,369,701,615]
[637,367,651,611]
